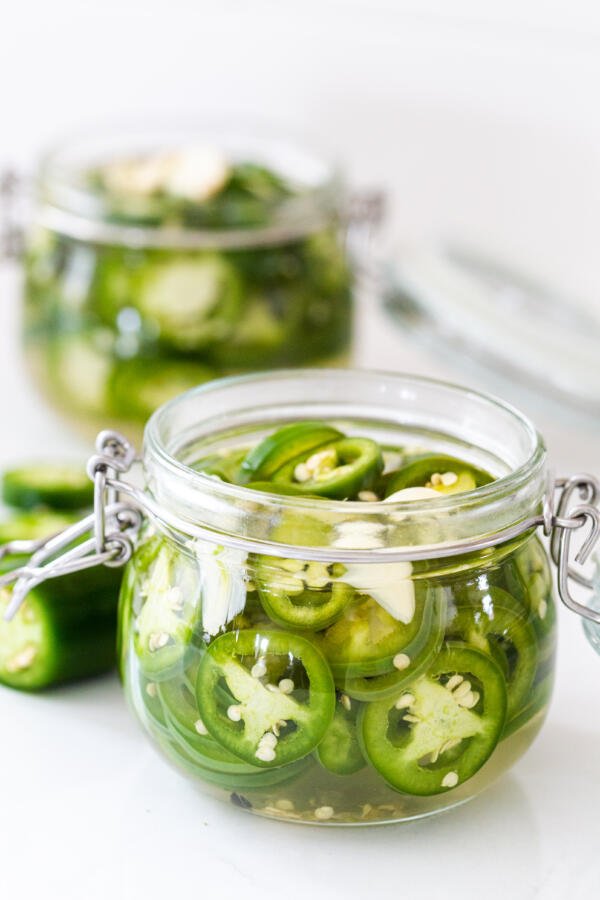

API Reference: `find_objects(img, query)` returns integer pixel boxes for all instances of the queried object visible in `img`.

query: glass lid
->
[383,244,600,415]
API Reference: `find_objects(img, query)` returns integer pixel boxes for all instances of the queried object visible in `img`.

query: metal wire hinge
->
[0,431,143,621]
[550,474,600,626]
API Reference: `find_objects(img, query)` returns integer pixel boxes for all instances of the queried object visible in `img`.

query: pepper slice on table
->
[1,463,94,512]
[360,644,507,796]
[0,555,122,691]
[196,629,335,767]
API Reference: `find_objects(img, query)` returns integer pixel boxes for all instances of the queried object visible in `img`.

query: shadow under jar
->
[119,370,555,825]
[23,125,356,438]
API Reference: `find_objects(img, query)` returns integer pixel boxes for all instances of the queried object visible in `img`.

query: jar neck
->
[141,370,548,563]
[34,123,343,249]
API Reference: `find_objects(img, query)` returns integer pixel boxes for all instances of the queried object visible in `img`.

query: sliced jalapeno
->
[446,588,538,721]
[1,463,93,512]
[238,421,343,484]
[317,581,430,678]
[340,588,445,700]
[272,437,383,500]
[384,454,491,498]
[0,552,122,690]
[316,698,365,775]
[501,671,554,740]
[157,667,264,775]
[506,538,556,637]
[132,255,242,351]
[255,556,352,630]
[133,541,200,680]
[196,629,335,767]
[360,644,507,796]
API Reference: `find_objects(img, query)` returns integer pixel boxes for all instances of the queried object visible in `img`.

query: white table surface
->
[0,262,599,900]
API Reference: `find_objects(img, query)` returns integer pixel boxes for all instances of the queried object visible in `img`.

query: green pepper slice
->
[501,671,554,740]
[384,454,491,497]
[340,587,445,700]
[0,554,122,691]
[133,541,200,680]
[1,463,93,512]
[157,667,266,775]
[317,580,430,678]
[316,697,365,775]
[238,421,343,484]
[196,629,335,767]
[360,644,507,796]
[272,437,384,500]
[446,588,538,721]
[255,556,352,630]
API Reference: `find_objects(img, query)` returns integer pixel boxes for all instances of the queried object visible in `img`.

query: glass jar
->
[114,369,558,824]
[20,125,364,437]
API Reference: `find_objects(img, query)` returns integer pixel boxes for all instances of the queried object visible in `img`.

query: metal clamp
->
[550,474,600,625]
[0,431,142,621]
[1,432,600,627]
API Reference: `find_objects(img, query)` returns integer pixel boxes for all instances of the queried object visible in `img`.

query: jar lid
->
[384,245,600,415]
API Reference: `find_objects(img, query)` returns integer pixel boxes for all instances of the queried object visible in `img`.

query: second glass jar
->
[23,125,356,436]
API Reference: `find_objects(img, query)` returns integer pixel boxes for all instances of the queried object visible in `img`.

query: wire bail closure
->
[0,432,600,627]
[0,431,142,622]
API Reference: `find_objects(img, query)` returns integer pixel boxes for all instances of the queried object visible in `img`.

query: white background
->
[1,3,600,898]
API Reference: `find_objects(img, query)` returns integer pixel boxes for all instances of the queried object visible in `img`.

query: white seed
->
[227,705,242,722]
[430,472,443,486]
[358,490,379,502]
[259,732,278,749]
[538,599,548,620]
[441,472,458,487]
[361,803,374,817]
[446,674,464,691]
[275,799,295,811]
[293,462,311,483]
[394,693,415,710]
[403,714,420,724]
[266,683,280,693]
[251,660,267,679]
[340,693,352,711]
[194,718,209,735]
[442,771,459,788]
[458,690,480,709]
[278,678,295,694]
[452,680,472,700]
[305,448,337,478]
[5,645,37,673]
[255,746,276,762]
[393,653,411,671]
[314,805,334,821]
[145,682,158,699]
[148,632,169,652]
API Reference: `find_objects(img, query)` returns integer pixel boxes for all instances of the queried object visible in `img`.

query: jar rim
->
[142,369,547,561]
[35,118,343,249]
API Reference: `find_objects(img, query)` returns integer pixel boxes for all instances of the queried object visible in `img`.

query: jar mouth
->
[142,369,547,561]
[35,118,343,249]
